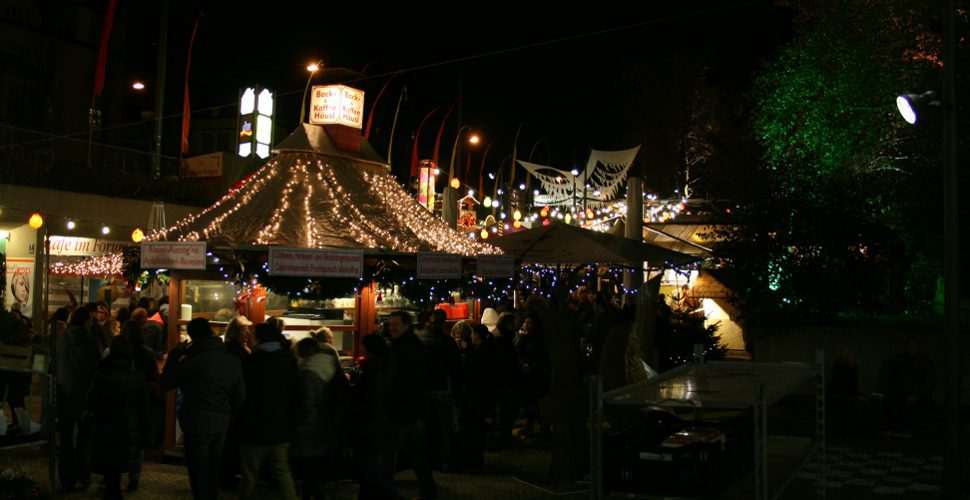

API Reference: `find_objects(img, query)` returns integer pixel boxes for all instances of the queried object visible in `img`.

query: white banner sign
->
[309,85,365,128]
[181,151,223,178]
[477,255,515,279]
[49,236,128,257]
[417,252,461,280]
[268,247,363,278]
[141,242,207,270]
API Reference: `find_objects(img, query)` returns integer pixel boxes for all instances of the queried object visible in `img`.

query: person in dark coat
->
[160,318,246,500]
[55,306,104,491]
[884,339,936,436]
[219,315,252,490]
[291,337,342,500]
[85,335,149,500]
[382,310,437,499]
[237,323,298,500]
[418,308,462,472]
[514,310,550,438]
[493,312,521,444]
[460,323,499,468]
[349,333,404,500]
[120,320,160,489]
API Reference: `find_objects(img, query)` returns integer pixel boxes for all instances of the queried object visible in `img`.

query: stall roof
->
[149,125,500,257]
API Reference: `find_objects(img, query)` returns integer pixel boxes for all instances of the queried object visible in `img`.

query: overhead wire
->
[0,0,767,154]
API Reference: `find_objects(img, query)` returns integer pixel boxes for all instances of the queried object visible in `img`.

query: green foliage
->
[716,0,948,325]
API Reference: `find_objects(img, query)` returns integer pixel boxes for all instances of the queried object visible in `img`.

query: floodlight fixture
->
[896,90,940,125]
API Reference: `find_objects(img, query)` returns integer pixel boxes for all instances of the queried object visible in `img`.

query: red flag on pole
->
[431,103,455,168]
[92,0,118,97]
[410,107,440,177]
[181,13,202,155]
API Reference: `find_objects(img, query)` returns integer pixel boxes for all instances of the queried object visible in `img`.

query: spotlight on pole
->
[895,90,939,125]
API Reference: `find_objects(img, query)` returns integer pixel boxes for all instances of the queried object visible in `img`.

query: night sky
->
[124,0,792,189]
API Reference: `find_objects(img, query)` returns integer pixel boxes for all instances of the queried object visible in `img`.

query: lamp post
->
[444,126,476,229]
[571,168,579,220]
[299,60,323,124]
[894,2,959,494]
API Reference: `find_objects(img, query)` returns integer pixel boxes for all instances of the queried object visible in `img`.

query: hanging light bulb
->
[131,228,145,243]
[101,224,110,235]
[28,213,44,229]
[66,219,76,230]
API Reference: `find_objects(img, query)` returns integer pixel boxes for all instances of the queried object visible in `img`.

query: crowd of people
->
[34,293,569,500]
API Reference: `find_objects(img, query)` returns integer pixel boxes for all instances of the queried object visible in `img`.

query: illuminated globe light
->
[542,219,551,226]
[519,183,526,191]
[480,229,489,239]
[513,210,522,221]
[450,178,460,189]
[131,228,145,243]
[540,207,549,218]
[565,213,572,224]
[28,213,43,229]
[483,196,492,207]
[513,220,521,228]
[492,199,500,208]
[101,224,110,235]
[132,81,146,90]
[66,219,76,230]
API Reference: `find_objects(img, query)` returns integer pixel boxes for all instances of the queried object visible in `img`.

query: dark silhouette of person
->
[160,318,246,500]
[884,339,936,436]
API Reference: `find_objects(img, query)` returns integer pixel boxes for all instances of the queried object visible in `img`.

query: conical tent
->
[489,222,697,268]
[151,124,500,257]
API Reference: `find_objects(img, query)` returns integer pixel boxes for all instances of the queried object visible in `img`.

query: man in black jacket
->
[419,308,462,472]
[237,322,298,500]
[160,318,246,500]
[383,310,437,500]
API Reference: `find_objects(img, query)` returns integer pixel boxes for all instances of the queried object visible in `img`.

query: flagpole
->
[151,0,169,180]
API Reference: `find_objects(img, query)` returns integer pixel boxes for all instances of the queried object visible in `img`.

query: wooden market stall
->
[149,122,502,455]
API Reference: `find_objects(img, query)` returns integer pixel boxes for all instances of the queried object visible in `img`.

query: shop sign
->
[417,252,461,280]
[49,236,128,257]
[477,254,515,278]
[309,85,365,128]
[141,242,207,269]
[268,247,363,278]
[181,152,223,178]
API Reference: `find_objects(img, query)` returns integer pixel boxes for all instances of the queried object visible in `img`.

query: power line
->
[0,0,767,154]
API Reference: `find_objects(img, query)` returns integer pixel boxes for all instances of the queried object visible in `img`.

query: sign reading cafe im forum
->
[309,85,365,129]
[141,242,207,270]
[268,247,363,278]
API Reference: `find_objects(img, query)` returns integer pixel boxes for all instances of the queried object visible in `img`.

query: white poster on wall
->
[5,258,35,318]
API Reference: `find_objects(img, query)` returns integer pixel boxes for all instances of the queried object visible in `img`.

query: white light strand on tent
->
[49,252,123,276]
[256,160,300,244]
[317,159,384,249]
[364,170,502,255]
[147,160,277,242]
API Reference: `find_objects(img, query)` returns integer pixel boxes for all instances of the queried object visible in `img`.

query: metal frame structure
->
[590,350,825,500]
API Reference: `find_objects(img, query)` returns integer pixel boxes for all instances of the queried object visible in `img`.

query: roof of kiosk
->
[149,124,501,257]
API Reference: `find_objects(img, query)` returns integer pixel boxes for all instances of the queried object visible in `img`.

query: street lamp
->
[300,60,323,124]
[448,125,478,184]
[895,90,939,125]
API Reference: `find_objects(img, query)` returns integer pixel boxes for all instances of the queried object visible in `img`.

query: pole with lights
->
[300,60,323,124]
[894,1,959,494]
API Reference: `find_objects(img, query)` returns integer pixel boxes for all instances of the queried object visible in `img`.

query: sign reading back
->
[141,242,207,270]
[268,247,363,278]
[309,85,365,128]
[417,252,461,280]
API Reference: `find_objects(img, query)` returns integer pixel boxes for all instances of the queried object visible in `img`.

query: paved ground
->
[1,430,958,500]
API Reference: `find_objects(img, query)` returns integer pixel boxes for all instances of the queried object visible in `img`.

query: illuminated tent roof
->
[149,124,500,257]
